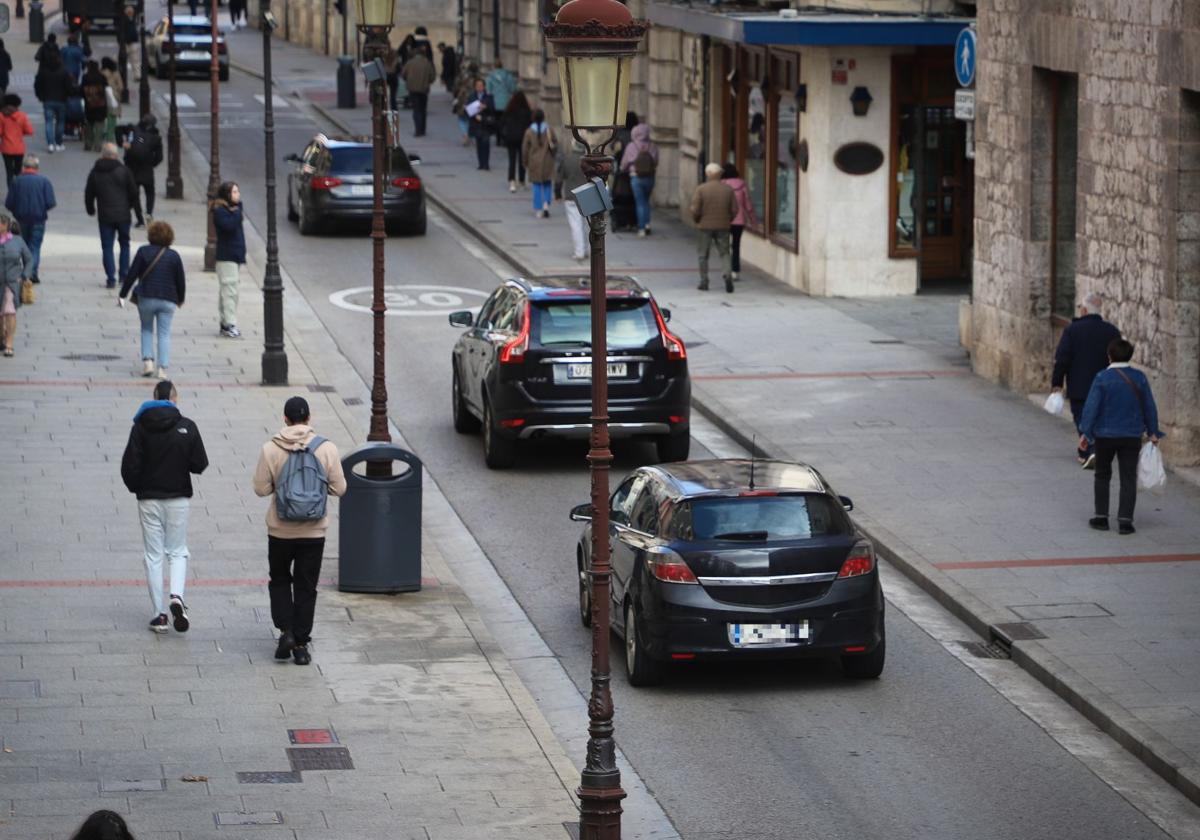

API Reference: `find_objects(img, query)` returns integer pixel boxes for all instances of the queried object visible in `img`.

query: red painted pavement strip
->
[936,553,1200,571]
[0,577,441,588]
[693,369,972,382]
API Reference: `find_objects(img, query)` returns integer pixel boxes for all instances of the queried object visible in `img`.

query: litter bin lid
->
[342,443,422,488]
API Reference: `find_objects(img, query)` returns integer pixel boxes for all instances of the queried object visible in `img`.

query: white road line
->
[253,94,291,108]
[428,207,512,280]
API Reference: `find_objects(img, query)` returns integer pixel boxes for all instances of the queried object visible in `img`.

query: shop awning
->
[645,5,971,46]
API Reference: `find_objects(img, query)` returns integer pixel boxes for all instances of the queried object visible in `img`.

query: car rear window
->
[675,494,848,541]
[330,147,374,173]
[175,25,215,36]
[532,299,658,349]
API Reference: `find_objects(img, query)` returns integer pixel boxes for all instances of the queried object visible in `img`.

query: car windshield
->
[680,494,847,541]
[533,299,658,349]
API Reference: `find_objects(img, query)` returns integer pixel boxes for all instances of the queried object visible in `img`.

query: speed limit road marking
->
[328,284,489,316]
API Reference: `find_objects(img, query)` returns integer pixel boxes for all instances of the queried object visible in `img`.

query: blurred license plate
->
[728,622,809,647]
[178,51,209,60]
[349,185,373,196]
[567,363,626,379]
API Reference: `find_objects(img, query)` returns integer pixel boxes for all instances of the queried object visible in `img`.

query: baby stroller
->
[65,95,85,142]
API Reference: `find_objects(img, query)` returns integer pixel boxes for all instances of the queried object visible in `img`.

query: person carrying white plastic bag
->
[1078,338,1164,535]
[1043,391,1064,416]
[1137,441,1166,494]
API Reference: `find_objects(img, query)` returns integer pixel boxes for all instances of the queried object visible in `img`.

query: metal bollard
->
[336,55,356,109]
[28,0,44,43]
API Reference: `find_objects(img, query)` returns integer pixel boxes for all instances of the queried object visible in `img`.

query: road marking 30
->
[328,284,489,316]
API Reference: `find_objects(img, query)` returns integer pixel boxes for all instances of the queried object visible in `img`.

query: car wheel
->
[625,600,662,687]
[297,200,318,236]
[286,192,299,222]
[656,431,690,463]
[577,552,592,628]
[452,366,481,434]
[841,623,886,679]
[482,400,516,469]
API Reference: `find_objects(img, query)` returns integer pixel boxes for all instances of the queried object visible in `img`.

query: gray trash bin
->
[338,443,422,593]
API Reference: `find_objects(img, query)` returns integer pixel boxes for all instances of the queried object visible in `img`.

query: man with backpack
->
[252,397,346,666]
[123,114,163,221]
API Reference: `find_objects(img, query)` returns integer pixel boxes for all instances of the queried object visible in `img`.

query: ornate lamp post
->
[203,5,221,271]
[543,2,646,838]
[357,0,396,476]
[165,0,183,199]
[260,5,288,385]
[116,1,130,104]
[138,0,151,119]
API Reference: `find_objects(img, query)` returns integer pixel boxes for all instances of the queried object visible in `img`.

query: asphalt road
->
[163,64,1176,840]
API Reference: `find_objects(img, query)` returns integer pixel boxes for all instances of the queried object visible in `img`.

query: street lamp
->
[357,0,396,476]
[165,0,183,199]
[203,4,221,271]
[542,1,646,838]
[260,6,288,386]
[116,1,130,104]
[138,0,151,119]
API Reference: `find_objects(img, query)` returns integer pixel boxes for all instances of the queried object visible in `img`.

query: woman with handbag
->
[118,220,185,379]
[0,214,32,357]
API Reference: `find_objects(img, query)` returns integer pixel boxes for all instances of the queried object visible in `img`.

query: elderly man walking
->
[690,162,738,293]
[4,155,55,284]
[84,142,144,289]
[1052,291,1121,467]
[401,46,437,137]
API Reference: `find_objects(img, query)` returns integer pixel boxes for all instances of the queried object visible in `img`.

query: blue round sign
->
[955,28,976,87]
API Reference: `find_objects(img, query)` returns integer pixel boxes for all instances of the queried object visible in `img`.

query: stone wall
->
[972,0,1200,463]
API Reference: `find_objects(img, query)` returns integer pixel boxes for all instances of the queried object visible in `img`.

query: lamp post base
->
[165,177,184,200]
[261,351,288,387]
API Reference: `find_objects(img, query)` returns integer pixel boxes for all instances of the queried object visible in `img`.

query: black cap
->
[283,396,310,422]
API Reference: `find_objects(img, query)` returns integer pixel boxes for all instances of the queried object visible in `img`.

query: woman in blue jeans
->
[619,123,659,236]
[118,220,186,379]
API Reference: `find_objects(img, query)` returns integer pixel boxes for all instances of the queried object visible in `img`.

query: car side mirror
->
[408,154,421,165]
[839,495,854,511]
[569,503,592,522]
[659,308,671,323]
[284,153,301,163]
[448,310,474,328]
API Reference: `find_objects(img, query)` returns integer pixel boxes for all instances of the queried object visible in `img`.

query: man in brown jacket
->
[253,397,347,665]
[401,46,438,137]
[690,162,738,293]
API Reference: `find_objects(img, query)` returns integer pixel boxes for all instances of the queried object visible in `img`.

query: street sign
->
[954,89,976,121]
[955,28,976,88]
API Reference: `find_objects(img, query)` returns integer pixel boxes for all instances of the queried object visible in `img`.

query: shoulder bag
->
[121,246,167,306]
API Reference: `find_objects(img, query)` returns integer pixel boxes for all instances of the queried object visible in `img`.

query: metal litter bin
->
[338,443,422,593]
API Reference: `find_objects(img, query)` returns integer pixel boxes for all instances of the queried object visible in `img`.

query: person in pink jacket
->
[722,162,758,281]
[0,95,34,187]
[620,123,659,236]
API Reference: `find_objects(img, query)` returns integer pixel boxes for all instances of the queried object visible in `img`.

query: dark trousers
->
[730,224,745,273]
[3,154,22,187]
[1069,398,1091,458]
[475,133,491,169]
[1094,437,1140,522]
[506,143,525,183]
[138,180,155,218]
[268,536,325,646]
[98,221,131,286]
[410,91,428,135]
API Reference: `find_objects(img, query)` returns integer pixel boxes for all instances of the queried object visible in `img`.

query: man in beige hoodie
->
[253,397,347,665]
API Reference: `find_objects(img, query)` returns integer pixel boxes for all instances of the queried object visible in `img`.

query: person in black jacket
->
[120,380,208,634]
[123,114,163,218]
[1051,291,1121,465]
[33,51,74,152]
[500,91,530,193]
[119,220,185,378]
[211,181,245,338]
[85,142,143,288]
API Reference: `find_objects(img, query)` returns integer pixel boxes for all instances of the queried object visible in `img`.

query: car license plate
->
[728,622,809,647]
[178,50,209,60]
[349,185,373,197]
[567,363,626,379]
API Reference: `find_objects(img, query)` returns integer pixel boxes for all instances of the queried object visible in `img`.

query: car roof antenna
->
[749,435,757,491]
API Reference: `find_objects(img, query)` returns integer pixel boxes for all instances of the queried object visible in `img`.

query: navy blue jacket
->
[1079,365,1164,443]
[212,203,246,264]
[1052,314,1121,399]
[4,171,56,224]
[119,245,186,305]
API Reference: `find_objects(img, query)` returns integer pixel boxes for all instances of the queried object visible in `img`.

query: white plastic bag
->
[1137,442,1166,494]
[1043,391,1064,416]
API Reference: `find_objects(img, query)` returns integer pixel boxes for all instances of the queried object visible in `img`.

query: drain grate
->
[287,747,354,771]
[101,778,165,793]
[61,353,121,362]
[0,680,39,699]
[956,640,1010,660]
[306,384,337,393]
[992,621,1048,642]
[869,339,904,345]
[342,397,363,406]
[215,811,284,826]
[237,771,302,784]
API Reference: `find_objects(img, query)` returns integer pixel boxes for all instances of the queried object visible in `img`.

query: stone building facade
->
[968,0,1200,462]
[246,0,458,62]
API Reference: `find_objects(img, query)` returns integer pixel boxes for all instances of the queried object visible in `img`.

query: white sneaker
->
[157,367,169,380]
[637,229,647,238]
[142,358,155,377]
[509,180,517,193]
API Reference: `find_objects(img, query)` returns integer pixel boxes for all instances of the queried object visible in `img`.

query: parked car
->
[570,459,885,686]
[447,276,691,468]
[285,134,426,236]
[147,15,230,81]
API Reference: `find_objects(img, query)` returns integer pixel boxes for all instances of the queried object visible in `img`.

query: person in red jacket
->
[0,95,33,186]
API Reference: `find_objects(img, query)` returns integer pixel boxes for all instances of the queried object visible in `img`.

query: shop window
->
[771,54,798,245]
[745,80,767,232]
[891,58,917,254]
[1032,69,1079,321]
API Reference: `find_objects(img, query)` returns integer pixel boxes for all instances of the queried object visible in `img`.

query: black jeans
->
[268,536,325,646]
[474,132,491,169]
[409,91,428,135]
[138,180,155,218]
[1094,437,1141,522]
[506,143,525,183]
[730,224,744,273]
[3,154,22,187]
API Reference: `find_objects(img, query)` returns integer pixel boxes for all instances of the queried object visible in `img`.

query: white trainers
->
[157,367,169,380]
[142,358,155,377]
[509,180,517,193]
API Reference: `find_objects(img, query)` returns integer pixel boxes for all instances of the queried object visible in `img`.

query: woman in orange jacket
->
[0,94,33,187]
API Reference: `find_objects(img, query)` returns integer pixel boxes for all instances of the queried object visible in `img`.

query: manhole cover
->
[215,811,284,826]
[61,353,120,361]
[288,729,338,745]
[287,747,354,771]
[306,384,336,393]
[237,771,302,784]
[0,680,39,698]
[342,397,363,406]
[101,778,165,793]
[1010,602,1112,620]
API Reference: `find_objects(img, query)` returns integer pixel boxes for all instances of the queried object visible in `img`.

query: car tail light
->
[647,547,698,585]
[651,302,686,361]
[837,542,875,579]
[310,176,343,190]
[669,415,686,424]
[499,301,531,364]
[391,176,421,190]
[499,418,525,429]
[844,646,867,653]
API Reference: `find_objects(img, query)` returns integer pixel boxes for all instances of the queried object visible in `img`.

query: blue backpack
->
[275,436,329,522]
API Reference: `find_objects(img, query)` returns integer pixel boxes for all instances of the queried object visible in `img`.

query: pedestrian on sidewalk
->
[619,122,658,237]
[1052,291,1121,466]
[119,220,186,378]
[500,91,530,192]
[33,34,60,70]
[608,112,637,232]
[522,109,556,218]
[120,6,141,81]
[212,181,245,339]
[123,113,163,220]
[85,141,144,289]
[121,379,209,634]
[557,137,590,262]
[690,162,737,293]
[453,63,480,146]
[80,61,108,152]
[0,41,12,96]
[439,42,458,92]
[60,34,85,85]
[70,810,138,840]
[401,45,437,137]
[5,155,55,285]
[486,59,517,111]
[100,58,123,144]
[228,0,248,29]
[33,51,73,153]
[382,42,402,112]
[253,396,347,667]
[0,95,33,186]
[466,78,495,170]
[1079,339,1164,535]
[722,162,757,281]
[0,213,33,358]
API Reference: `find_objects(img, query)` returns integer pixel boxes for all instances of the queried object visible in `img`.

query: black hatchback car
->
[285,134,425,235]
[571,459,885,685]
[447,276,691,468]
